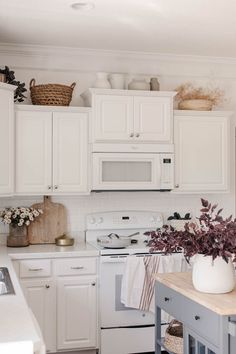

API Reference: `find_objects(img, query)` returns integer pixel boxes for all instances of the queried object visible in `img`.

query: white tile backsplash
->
[0,192,234,242]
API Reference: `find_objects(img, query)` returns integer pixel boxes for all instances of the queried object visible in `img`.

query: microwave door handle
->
[156,155,161,188]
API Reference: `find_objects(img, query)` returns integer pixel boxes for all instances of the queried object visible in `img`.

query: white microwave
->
[92,152,174,191]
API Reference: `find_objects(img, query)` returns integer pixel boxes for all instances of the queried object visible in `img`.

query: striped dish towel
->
[139,255,161,312]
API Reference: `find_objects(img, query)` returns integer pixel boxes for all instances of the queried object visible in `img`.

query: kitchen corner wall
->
[0,43,235,240]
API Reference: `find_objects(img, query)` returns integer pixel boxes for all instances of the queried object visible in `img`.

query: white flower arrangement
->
[0,207,43,227]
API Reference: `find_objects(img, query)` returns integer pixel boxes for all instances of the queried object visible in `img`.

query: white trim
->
[15,104,91,113]
[0,82,16,91]
[2,42,236,66]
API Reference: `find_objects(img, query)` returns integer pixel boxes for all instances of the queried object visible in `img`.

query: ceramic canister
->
[109,73,125,89]
[93,72,111,89]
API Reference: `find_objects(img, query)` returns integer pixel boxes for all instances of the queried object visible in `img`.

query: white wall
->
[0,43,235,241]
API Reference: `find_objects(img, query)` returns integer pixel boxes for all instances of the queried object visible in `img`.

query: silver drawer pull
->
[195,315,200,320]
[29,268,43,271]
[71,266,84,270]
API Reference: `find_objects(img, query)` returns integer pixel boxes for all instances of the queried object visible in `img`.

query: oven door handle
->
[101,256,128,263]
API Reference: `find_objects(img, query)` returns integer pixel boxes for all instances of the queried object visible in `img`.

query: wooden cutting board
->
[28,196,67,244]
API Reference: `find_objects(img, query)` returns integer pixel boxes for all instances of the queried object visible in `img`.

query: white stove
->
[85,210,164,354]
[86,210,163,255]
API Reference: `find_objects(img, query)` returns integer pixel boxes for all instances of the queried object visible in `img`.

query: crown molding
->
[1,42,236,64]
[1,43,236,77]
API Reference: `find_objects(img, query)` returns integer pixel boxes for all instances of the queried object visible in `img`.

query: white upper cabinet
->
[93,94,134,141]
[53,112,88,193]
[89,89,176,146]
[15,106,89,195]
[0,83,15,196]
[134,96,172,142]
[174,111,231,192]
[16,111,52,194]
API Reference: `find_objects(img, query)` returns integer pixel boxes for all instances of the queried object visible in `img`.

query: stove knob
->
[97,217,103,224]
[150,216,156,222]
[89,217,96,224]
[156,216,162,222]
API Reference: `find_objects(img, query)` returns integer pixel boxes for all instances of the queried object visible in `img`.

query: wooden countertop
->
[156,272,236,316]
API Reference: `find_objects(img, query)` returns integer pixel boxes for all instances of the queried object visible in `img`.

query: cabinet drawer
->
[156,283,184,320]
[156,283,219,346]
[19,259,51,278]
[54,257,97,276]
[183,297,219,346]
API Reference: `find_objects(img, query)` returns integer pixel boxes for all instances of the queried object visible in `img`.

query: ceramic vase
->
[128,79,150,91]
[7,224,29,247]
[109,73,125,89]
[192,254,235,293]
[93,72,111,89]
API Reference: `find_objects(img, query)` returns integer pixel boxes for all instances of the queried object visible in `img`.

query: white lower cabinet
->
[17,257,98,353]
[20,278,56,353]
[174,110,232,192]
[57,276,97,350]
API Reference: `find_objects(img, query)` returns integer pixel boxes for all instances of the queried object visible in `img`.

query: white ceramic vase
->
[93,72,111,89]
[128,79,150,91]
[109,73,125,89]
[192,254,235,294]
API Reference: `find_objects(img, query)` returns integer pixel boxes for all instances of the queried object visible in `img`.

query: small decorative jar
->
[109,73,125,89]
[128,79,150,91]
[93,72,111,89]
[7,225,29,247]
[150,78,160,91]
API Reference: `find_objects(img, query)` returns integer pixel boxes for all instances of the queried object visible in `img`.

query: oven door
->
[100,255,154,328]
[92,153,174,191]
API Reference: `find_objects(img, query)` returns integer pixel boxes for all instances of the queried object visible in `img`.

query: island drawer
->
[156,282,184,320]
[54,257,97,276]
[19,259,51,278]
[156,282,220,346]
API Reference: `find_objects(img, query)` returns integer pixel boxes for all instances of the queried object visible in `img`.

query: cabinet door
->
[184,328,219,354]
[0,85,14,195]
[57,276,97,350]
[134,96,172,143]
[174,114,230,192]
[20,278,56,353]
[15,111,52,194]
[52,112,88,193]
[93,94,133,142]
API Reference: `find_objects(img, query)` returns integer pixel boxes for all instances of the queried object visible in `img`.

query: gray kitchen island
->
[155,272,236,354]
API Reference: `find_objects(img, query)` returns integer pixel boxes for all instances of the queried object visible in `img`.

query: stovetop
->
[85,210,163,256]
[87,236,152,255]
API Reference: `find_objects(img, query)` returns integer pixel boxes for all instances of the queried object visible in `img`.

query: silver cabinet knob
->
[48,186,52,190]
[175,184,179,188]
[54,185,58,190]
[135,133,140,138]
[130,133,134,138]
[45,285,50,289]
[91,282,96,286]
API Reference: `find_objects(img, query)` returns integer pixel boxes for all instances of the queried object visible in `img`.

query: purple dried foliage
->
[145,199,236,263]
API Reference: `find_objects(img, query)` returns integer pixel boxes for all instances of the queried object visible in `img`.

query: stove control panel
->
[86,211,163,230]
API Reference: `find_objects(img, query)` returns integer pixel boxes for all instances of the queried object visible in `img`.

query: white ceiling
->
[1,0,236,57]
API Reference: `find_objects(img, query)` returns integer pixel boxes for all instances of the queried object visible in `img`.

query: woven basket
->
[178,99,213,111]
[30,79,76,106]
[164,320,183,354]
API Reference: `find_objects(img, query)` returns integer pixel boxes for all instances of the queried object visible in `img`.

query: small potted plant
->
[175,82,224,111]
[146,199,236,294]
[0,207,43,247]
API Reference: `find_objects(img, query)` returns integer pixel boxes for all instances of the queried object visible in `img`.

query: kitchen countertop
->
[7,241,99,259]
[156,272,236,315]
[0,241,99,352]
[0,247,42,352]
